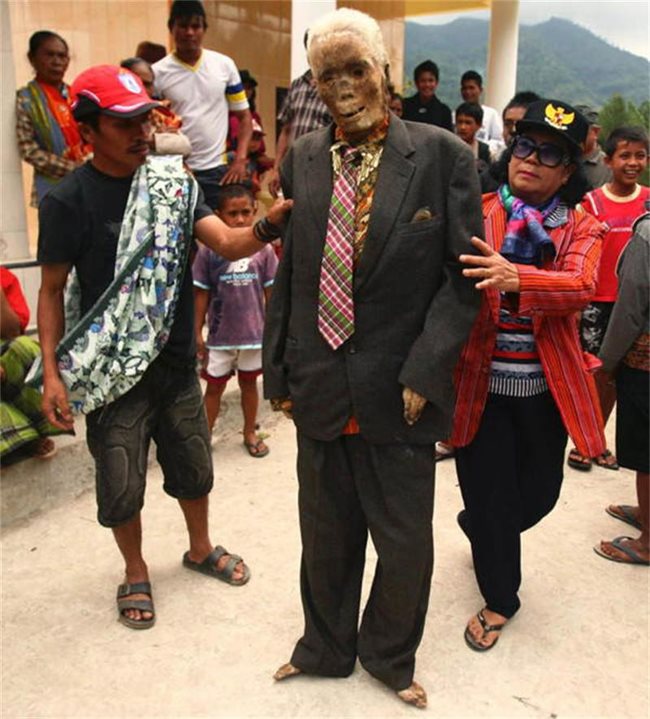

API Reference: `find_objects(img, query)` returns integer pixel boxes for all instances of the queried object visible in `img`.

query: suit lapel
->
[304,127,335,247]
[354,118,416,292]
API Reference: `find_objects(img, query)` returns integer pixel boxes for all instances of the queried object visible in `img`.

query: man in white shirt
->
[460,70,503,151]
[153,0,252,209]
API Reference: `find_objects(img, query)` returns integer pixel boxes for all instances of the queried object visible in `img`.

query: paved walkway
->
[2,412,648,718]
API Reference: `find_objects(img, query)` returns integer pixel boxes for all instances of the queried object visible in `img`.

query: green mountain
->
[404,17,650,110]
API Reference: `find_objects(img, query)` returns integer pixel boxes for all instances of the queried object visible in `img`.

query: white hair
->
[307,8,388,70]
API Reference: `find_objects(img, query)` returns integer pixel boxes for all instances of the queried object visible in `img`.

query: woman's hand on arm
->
[460,237,520,293]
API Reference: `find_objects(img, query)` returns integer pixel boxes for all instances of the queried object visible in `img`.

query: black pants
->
[291,432,435,691]
[455,392,567,618]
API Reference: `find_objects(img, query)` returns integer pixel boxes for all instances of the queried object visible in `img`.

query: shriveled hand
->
[403,386,427,426]
[460,237,520,292]
[271,397,293,420]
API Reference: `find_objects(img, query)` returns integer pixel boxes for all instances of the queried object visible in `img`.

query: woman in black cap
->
[449,100,607,651]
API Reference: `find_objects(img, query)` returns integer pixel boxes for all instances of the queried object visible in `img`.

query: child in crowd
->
[193,184,278,458]
[226,119,273,195]
[455,102,491,174]
[569,126,650,472]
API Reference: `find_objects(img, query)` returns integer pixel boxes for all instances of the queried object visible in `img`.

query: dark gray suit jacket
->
[263,117,483,444]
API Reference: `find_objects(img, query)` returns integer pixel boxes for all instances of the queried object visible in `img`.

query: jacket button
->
[348,343,357,354]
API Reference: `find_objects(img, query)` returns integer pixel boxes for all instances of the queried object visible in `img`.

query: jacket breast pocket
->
[396,216,443,240]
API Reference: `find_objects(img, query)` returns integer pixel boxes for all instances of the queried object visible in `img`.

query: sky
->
[413,0,650,60]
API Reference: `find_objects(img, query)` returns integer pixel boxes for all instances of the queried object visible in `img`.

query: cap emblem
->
[544,103,575,132]
[118,72,142,95]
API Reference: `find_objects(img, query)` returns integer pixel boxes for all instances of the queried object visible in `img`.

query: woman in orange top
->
[450,100,607,651]
[15,31,89,206]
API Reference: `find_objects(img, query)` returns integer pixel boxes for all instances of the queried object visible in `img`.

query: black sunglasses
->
[512,135,570,168]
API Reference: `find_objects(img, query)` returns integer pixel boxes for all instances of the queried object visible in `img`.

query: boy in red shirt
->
[569,126,649,471]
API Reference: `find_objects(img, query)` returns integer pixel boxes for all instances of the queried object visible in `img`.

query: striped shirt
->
[277,70,331,141]
[489,306,548,397]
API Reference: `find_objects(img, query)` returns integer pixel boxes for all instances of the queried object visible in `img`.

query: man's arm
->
[268,123,292,197]
[399,145,483,413]
[194,198,291,260]
[38,263,74,430]
[222,108,253,184]
[193,286,210,367]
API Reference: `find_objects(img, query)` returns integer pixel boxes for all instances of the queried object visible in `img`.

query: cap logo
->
[118,71,142,94]
[544,103,575,132]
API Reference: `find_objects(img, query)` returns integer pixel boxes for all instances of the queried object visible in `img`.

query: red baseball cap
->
[71,65,160,119]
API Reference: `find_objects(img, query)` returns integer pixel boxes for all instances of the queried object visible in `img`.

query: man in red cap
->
[36,64,289,630]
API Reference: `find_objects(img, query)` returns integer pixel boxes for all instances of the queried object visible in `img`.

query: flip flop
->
[243,437,269,458]
[605,505,642,531]
[593,449,619,471]
[593,536,650,566]
[116,581,155,630]
[464,609,506,652]
[182,545,251,585]
[567,447,592,472]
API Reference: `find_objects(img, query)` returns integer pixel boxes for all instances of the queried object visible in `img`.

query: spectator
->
[36,64,289,630]
[575,104,612,190]
[451,100,606,651]
[402,60,452,131]
[1,268,66,463]
[595,211,649,566]
[228,69,266,153]
[193,184,278,457]
[481,91,541,194]
[459,70,503,146]
[387,83,403,117]
[455,102,491,173]
[15,30,89,207]
[501,91,540,145]
[569,126,650,472]
[135,41,167,66]
[268,31,332,197]
[153,0,253,209]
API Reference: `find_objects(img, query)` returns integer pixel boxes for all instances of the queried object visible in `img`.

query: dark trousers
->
[291,432,435,691]
[455,392,567,618]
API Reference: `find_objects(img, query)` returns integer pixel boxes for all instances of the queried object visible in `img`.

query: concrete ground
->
[1,407,648,719]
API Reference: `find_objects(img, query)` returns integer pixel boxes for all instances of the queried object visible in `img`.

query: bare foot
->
[397,681,427,709]
[273,662,302,681]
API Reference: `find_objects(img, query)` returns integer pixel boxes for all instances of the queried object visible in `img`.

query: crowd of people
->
[3,0,648,712]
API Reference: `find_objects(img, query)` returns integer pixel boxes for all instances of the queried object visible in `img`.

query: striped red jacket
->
[449,193,607,457]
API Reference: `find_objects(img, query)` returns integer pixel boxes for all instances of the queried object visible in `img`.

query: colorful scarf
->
[28,155,198,414]
[17,80,86,200]
[498,184,559,267]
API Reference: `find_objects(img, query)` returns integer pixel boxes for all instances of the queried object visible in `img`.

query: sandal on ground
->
[397,681,427,709]
[116,581,155,630]
[435,441,455,462]
[243,437,269,458]
[606,505,642,530]
[593,449,619,471]
[567,447,591,472]
[182,545,251,585]
[593,536,649,566]
[464,609,506,652]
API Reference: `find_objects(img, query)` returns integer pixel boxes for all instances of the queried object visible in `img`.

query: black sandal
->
[116,581,155,630]
[464,609,506,652]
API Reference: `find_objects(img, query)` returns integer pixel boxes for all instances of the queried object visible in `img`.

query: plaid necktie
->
[318,147,360,349]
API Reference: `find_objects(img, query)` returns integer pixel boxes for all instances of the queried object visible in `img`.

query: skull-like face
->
[310,32,387,142]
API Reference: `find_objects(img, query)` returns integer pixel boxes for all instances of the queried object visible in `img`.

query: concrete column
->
[291,0,336,78]
[0,0,30,262]
[485,0,520,114]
